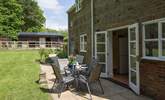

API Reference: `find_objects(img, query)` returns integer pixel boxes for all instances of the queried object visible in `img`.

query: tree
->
[17,0,46,32]
[59,30,68,42]
[0,0,23,39]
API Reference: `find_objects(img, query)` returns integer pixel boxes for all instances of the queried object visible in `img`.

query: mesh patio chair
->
[54,58,72,76]
[50,57,71,76]
[76,55,84,64]
[79,63,104,98]
[51,64,74,98]
[80,58,97,77]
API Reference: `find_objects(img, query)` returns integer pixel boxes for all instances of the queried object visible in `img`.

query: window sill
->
[76,8,81,13]
[142,57,165,61]
[80,50,87,53]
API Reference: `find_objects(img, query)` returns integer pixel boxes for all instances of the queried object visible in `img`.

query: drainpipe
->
[91,0,94,59]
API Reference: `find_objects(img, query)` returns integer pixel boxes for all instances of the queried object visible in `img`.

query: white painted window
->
[80,34,87,52]
[76,0,81,12]
[143,18,165,59]
[70,21,73,27]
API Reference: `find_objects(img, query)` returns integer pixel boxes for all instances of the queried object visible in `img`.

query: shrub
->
[39,49,54,63]
[56,49,67,58]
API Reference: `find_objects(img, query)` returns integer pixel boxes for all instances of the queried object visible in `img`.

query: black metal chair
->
[51,63,74,98]
[80,58,97,77]
[79,63,104,99]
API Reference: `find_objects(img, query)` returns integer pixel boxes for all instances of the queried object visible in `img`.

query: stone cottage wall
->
[68,0,165,99]
[94,0,165,99]
[68,0,92,64]
[94,0,165,31]
[140,59,165,100]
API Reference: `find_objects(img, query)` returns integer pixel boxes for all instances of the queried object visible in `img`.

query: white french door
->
[95,31,107,77]
[128,23,140,94]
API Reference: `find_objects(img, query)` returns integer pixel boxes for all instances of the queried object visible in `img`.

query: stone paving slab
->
[40,64,152,100]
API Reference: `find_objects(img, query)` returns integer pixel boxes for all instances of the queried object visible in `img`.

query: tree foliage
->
[0,0,45,39]
[17,0,46,32]
[0,0,23,39]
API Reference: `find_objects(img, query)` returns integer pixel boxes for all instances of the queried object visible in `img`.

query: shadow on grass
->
[40,87,56,93]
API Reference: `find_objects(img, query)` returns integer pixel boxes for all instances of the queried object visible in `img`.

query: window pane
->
[130,28,136,41]
[162,23,165,38]
[84,36,87,42]
[99,64,106,73]
[97,34,105,42]
[145,23,158,39]
[84,42,87,51]
[131,71,137,85]
[80,37,83,42]
[97,44,105,52]
[145,41,158,57]
[163,41,165,56]
[130,56,136,70]
[130,42,136,55]
[80,43,83,50]
[76,0,78,6]
[97,54,105,62]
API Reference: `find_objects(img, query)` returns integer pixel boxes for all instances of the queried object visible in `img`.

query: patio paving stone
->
[40,64,153,100]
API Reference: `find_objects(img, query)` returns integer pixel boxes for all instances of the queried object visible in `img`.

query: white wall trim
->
[142,17,165,25]
[107,25,129,31]
[80,34,87,52]
[142,57,165,61]
[95,31,108,77]
[91,0,94,58]
[142,17,165,59]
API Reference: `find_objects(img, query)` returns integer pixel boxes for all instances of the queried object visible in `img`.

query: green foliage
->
[68,55,76,65]
[58,30,68,42]
[0,50,50,100]
[55,49,68,58]
[0,0,46,39]
[44,28,58,33]
[0,0,23,39]
[39,49,54,63]
[17,0,46,32]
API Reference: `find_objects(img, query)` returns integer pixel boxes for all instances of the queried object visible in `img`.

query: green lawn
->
[0,50,51,100]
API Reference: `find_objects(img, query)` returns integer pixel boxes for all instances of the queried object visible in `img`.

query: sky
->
[36,0,75,30]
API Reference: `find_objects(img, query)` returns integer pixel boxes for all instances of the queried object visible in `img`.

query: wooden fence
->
[0,41,64,49]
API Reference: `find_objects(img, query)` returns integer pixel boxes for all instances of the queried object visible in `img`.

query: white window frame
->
[76,0,81,12]
[80,34,87,52]
[143,18,165,60]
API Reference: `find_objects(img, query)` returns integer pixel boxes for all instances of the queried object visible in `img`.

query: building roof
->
[67,4,76,13]
[19,32,63,37]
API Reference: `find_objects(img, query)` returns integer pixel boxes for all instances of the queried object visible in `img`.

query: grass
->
[0,50,51,100]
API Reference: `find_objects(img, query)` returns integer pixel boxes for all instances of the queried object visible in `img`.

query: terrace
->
[39,60,152,100]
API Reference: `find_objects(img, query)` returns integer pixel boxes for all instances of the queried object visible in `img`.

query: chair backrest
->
[86,58,97,75]
[51,64,63,81]
[76,55,84,64]
[88,63,102,83]
[57,59,69,73]
[50,56,58,63]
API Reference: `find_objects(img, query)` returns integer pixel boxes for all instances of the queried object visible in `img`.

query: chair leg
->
[58,83,65,98]
[86,82,92,100]
[98,79,104,94]
[52,79,57,92]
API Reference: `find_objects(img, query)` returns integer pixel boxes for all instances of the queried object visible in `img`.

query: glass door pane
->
[128,23,140,95]
[95,32,107,77]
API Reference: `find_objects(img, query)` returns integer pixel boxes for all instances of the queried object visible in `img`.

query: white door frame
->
[95,31,108,77]
[128,23,140,95]
[107,23,140,94]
